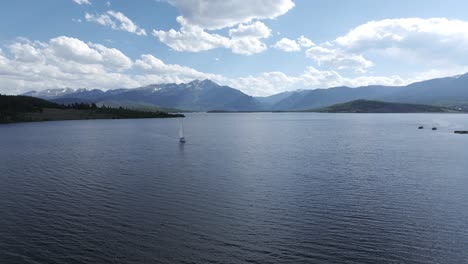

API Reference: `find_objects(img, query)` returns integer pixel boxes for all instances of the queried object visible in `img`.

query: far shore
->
[0,108,184,124]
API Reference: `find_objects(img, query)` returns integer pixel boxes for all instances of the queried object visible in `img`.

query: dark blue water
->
[1,113,468,264]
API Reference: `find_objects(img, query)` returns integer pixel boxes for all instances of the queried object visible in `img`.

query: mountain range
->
[316,100,455,113]
[22,73,468,111]
[23,80,261,111]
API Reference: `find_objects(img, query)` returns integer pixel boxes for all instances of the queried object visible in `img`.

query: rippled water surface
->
[1,113,468,264]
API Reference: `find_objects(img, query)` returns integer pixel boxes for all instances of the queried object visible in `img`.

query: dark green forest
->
[0,94,183,123]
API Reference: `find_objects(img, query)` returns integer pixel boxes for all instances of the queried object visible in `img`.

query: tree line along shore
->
[0,94,184,124]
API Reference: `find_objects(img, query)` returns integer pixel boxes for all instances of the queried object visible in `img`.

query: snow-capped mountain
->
[22,80,263,111]
[21,73,468,111]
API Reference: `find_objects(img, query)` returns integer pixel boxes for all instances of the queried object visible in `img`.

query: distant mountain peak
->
[20,71,468,112]
[22,87,76,99]
[187,79,217,86]
[452,72,468,79]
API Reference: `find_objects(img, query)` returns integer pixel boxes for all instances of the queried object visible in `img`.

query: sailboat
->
[179,119,186,143]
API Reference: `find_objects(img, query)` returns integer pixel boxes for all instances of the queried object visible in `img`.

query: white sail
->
[179,126,184,138]
[179,119,184,139]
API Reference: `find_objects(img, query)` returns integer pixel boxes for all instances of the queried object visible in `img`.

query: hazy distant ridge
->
[22,73,468,111]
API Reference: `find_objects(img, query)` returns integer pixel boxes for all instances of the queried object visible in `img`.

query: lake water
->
[1,113,468,264]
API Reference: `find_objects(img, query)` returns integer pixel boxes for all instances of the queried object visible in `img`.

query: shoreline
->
[0,108,184,124]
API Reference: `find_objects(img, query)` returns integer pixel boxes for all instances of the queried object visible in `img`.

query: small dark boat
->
[418,126,424,129]
[432,127,437,131]
[454,130,468,134]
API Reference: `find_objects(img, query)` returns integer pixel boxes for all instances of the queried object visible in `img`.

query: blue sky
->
[1,0,468,96]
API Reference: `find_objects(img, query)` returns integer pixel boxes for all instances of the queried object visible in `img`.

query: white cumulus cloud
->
[305,45,373,72]
[229,21,271,38]
[1,37,136,90]
[164,0,294,30]
[298,18,468,72]
[49,36,104,64]
[0,36,220,94]
[134,54,224,81]
[334,18,468,67]
[153,17,230,52]
[273,38,301,52]
[297,36,315,48]
[154,0,293,55]
[85,11,147,36]
[153,18,271,55]
[273,36,314,52]
[73,0,91,5]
